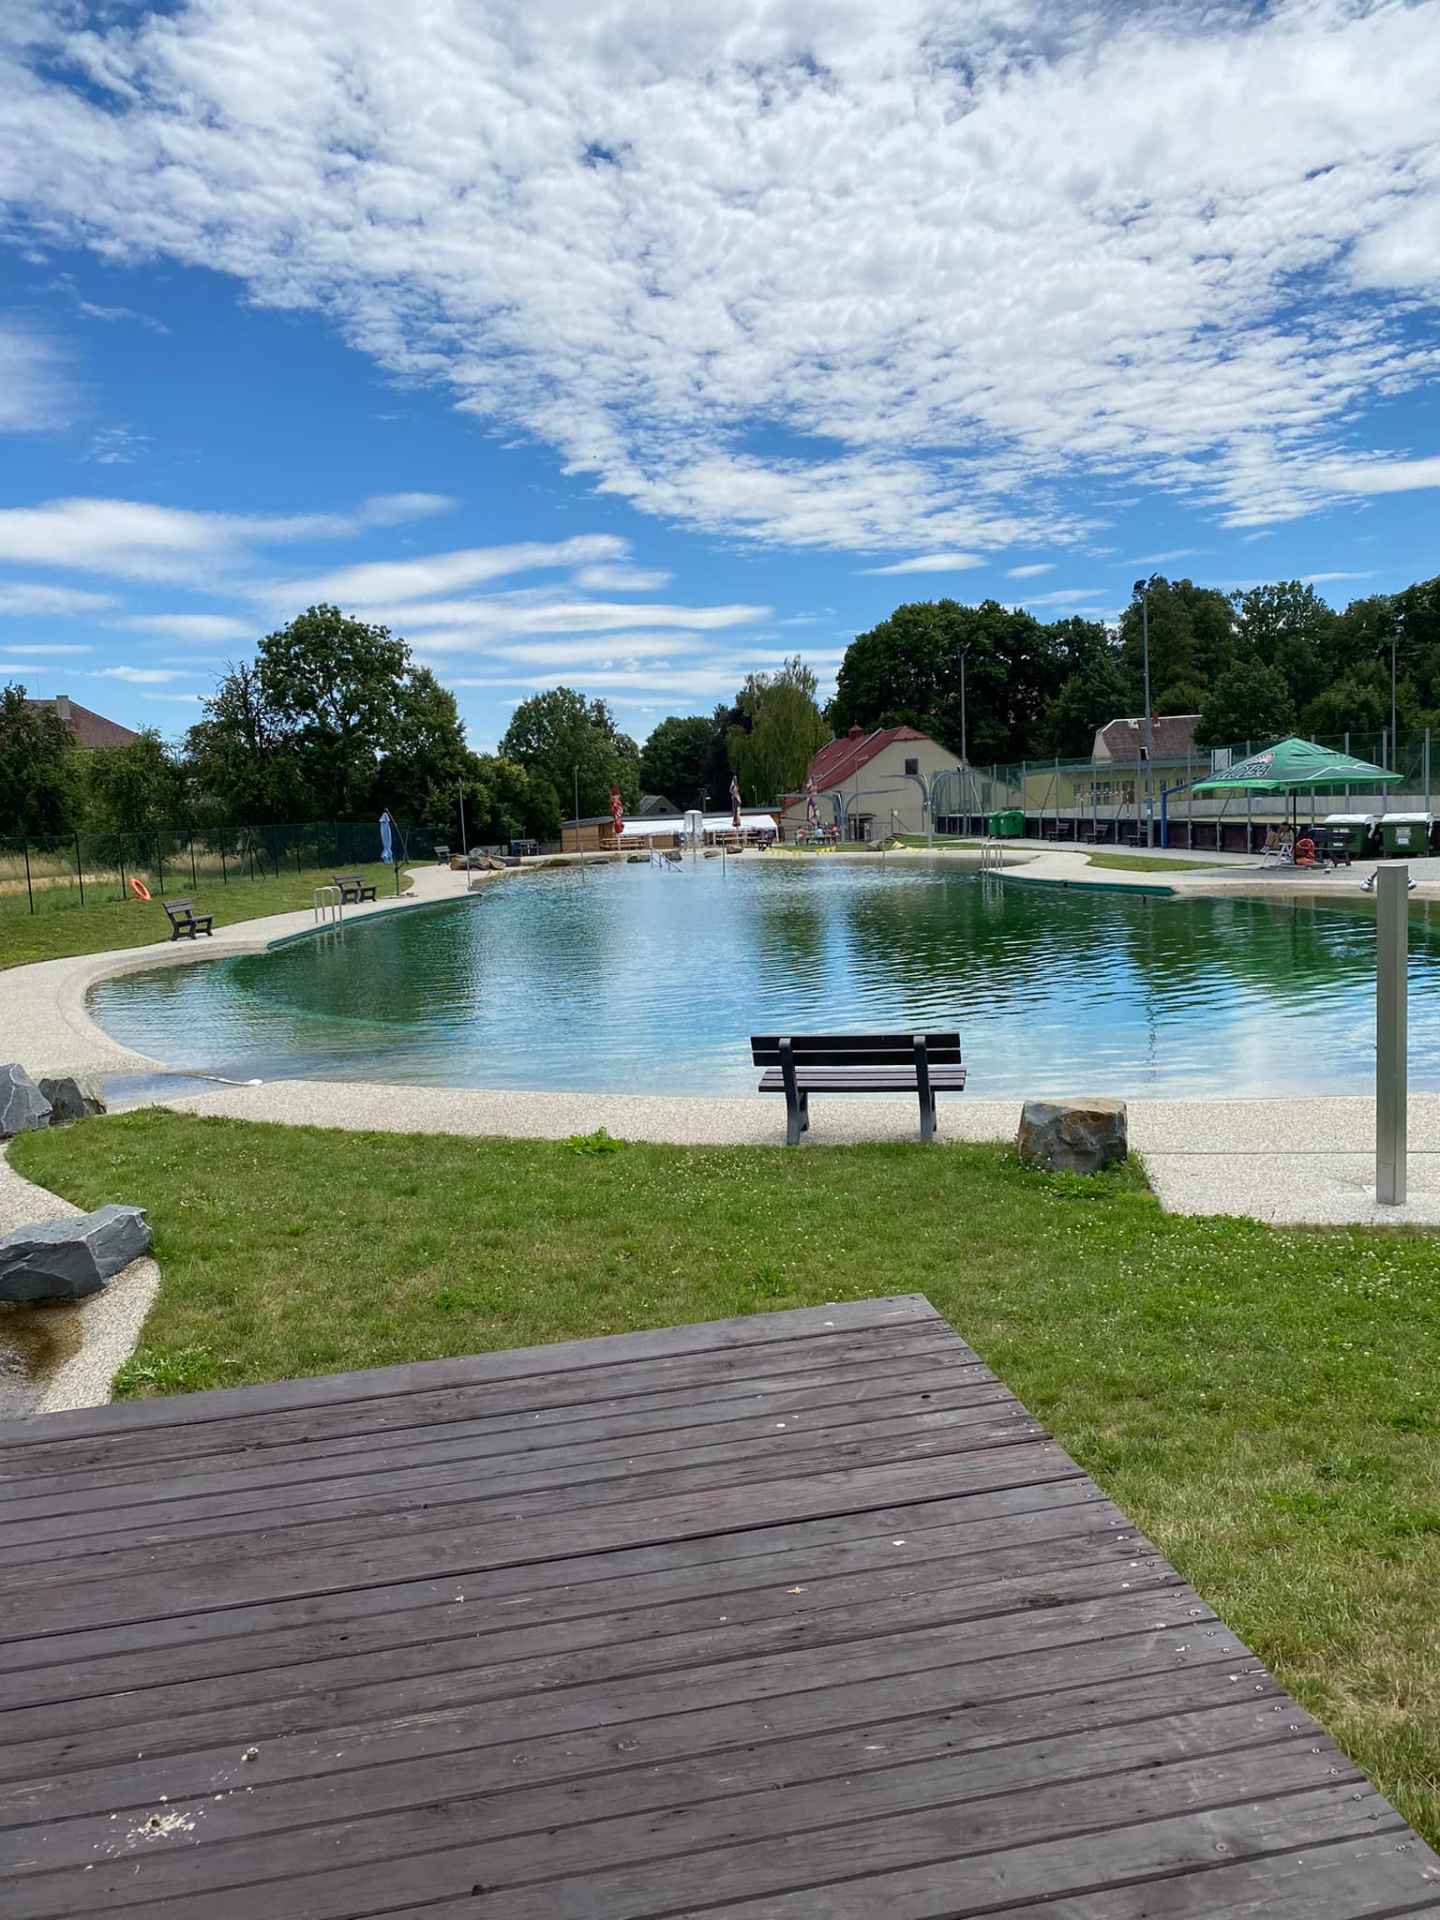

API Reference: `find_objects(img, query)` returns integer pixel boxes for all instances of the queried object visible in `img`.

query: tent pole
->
[1376,864,1408,1204]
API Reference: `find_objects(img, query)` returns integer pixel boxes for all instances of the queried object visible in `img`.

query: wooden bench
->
[333,873,378,904]
[434,844,450,864]
[752,1031,966,1145]
[161,898,213,941]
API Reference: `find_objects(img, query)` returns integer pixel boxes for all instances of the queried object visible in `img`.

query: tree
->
[0,684,80,838]
[1302,670,1391,739]
[1119,578,1236,700]
[84,731,189,833]
[639,714,713,808]
[1195,659,1294,751]
[258,605,410,818]
[186,661,311,824]
[1041,649,1135,757]
[498,687,639,818]
[727,657,830,803]
[1232,581,1335,713]
[373,668,470,823]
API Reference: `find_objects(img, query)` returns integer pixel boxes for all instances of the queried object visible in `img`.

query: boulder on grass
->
[0,1064,52,1139]
[1016,1097,1128,1175]
[0,1205,151,1303]
[37,1075,107,1125]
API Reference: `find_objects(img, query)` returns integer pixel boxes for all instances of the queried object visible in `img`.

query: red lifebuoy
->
[129,877,152,901]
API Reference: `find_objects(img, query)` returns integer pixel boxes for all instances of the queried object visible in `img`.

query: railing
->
[0,818,422,918]
[312,885,343,926]
[978,836,1004,876]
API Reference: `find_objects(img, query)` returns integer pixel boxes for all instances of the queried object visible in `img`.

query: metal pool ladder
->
[312,884,343,926]
[978,836,1005,876]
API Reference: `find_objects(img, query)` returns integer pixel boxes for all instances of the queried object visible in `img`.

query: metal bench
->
[161,897,214,941]
[434,844,451,864]
[751,1031,966,1145]
[333,872,378,905]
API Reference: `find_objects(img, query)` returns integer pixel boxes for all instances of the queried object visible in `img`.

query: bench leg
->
[918,1092,936,1144]
[784,1090,808,1147]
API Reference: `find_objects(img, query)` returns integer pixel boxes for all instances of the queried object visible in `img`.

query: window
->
[904,756,919,775]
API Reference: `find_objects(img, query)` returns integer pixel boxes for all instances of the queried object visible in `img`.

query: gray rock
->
[1016,1096,1128,1175]
[0,1205,151,1303]
[0,1064,52,1138]
[37,1075,107,1125]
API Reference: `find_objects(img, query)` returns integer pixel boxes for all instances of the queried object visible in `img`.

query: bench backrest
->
[162,898,194,918]
[751,1031,962,1066]
[333,873,361,884]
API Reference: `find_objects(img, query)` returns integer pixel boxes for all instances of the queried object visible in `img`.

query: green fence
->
[0,819,425,917]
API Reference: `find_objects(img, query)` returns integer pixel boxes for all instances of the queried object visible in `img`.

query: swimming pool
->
[89,859,1440,1097]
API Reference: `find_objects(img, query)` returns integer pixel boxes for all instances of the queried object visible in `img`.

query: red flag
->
[609,786,624,836]
[730,773,742,830]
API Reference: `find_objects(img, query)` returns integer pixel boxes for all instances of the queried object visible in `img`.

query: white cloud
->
[1005,564,1054,580]
[83,425,150,466]
[571,563,673,591]
[859,553,985,576]
[5,1,1439,545]
[1015,588,1113,608]
[0,641,93,655]
[97,665,181,683]
[0,318,73,431]
[111,613,254,642]
[0,582,113,615]
[0,493,458,583]
[384,592,770,650]
[1321,457,1440,496]
[143,690,206,703]
[1301,571,1374,585]
[264,537,629,612]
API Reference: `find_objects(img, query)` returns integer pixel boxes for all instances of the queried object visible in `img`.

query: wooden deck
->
[1,1294,1437,1917]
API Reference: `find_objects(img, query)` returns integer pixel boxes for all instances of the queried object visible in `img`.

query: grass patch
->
[1084,851,1219,873]
[11,1106,1440,1843]
[0,862,407,970]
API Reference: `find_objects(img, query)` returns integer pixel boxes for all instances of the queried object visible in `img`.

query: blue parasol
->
[379,809,394,864]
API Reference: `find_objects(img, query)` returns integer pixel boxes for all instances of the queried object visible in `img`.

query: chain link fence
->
[0,819,429,917]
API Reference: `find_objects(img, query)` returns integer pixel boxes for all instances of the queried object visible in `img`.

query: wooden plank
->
[0,1625,1261,1838]
[3,1702,1325,1911]
[0,1323,968,1483]
[0,1479,1114,1680]
[1,1656,1279,1873]
[0,1443,1085,1620]
[15,1743,1373,1920]
[0,1509,1139,1713]
[646,1795,1432,1920]
[0,1357,1002,1518]
[0,1572,1209,1783]
[0,1547,1180,1749]
[0,1394,1038,1557]
[0,1295,941,1450]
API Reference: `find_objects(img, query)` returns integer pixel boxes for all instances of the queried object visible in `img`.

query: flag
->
[806,780,819,831]
[729,774,742,830]
[609,786,624,837]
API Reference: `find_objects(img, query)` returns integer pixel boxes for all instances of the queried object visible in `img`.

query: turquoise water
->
[89,859,1440,1097]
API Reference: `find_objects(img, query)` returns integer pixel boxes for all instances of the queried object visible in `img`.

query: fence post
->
[120,840,127,901]
[1376,864,1408,1204]
[23,841,33,915]
[1426,728,1432,822]
[156,834,165,894]
[248,837,255,881]
[190,837,198,888]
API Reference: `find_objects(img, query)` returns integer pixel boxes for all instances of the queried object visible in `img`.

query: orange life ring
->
[129,876,152,901]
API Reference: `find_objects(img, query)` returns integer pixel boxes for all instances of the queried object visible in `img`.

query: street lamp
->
[956,645,971,832]
[1132,578,1155,848]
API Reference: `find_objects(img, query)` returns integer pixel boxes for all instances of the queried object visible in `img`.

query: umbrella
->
[1190,737,1399,795]
[1189,737,1401,832]
[609,785,624,837]
[379,810,394,864]
[730,773,742,831]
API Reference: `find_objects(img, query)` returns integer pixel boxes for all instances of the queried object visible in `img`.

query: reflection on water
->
[89,859,1440,1097]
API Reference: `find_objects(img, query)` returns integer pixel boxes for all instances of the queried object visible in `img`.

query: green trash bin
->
[1321,814,1377,855]
[989,808,1024,838]
[1378,813,1431,856]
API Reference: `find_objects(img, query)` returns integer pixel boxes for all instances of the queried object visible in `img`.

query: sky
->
[0,0,1437,751]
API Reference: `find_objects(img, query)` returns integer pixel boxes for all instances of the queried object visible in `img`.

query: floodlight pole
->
[1376,862,1408,1205]
[1136,580,1155,848]
[574,765,585,876]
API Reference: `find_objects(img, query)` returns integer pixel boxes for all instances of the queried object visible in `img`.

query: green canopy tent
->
[1189,736,1401,845]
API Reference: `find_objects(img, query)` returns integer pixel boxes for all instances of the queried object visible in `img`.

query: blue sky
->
[1,0,1437,749]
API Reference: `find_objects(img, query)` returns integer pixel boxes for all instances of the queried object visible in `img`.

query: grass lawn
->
[1084,851,1220,873]
[0,861,406,970]
[11,1106,1440,1845]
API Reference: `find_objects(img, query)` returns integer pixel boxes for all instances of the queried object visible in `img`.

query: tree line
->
[0,606,831,845]
[827,573,1440,767]
[6,571,1434,847]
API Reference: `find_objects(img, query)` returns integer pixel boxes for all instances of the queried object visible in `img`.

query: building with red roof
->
[781,724,959,842]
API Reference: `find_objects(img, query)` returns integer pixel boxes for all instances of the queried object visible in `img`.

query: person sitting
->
[1294,832,1317,868]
